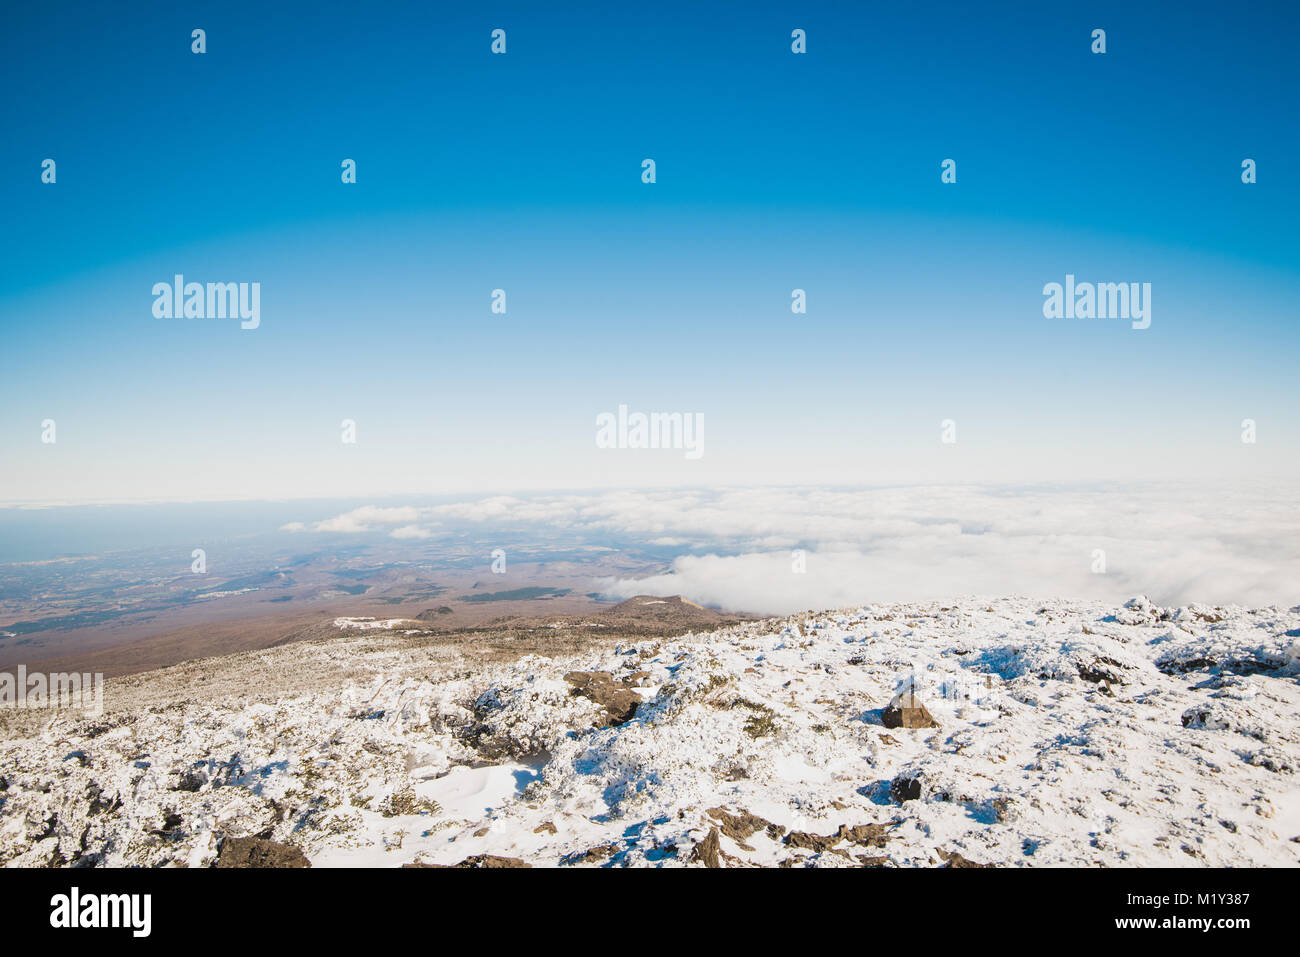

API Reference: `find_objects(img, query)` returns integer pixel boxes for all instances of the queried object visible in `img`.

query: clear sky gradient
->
[2,1,1297,503]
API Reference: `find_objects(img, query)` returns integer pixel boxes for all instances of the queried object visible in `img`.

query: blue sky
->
[2,0,1297,503]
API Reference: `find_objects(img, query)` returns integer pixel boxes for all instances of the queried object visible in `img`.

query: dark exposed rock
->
[559,843,620,866]
[881,691,939,730]
[174,767,207,792]
[937,848,990,868]
[563,671,611,690]
[690,826,722,868]
[890,773,923,803]
[214,836,310,868]
[403,854,530,868]
[707,807,779,848]
[455,854,529,868]
[563,671,641,726]
[785,830,838,852]
[837,823,891,847]
[1077,657,1127,684]
[785,822,890,853]
[85,783,121,816]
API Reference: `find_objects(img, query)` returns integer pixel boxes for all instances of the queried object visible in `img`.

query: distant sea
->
[0,499,420,563]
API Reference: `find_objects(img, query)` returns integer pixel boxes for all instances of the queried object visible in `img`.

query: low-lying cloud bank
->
[288,483,1300,613]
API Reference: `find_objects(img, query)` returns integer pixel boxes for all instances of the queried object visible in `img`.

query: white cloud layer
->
[297,483,1300,613]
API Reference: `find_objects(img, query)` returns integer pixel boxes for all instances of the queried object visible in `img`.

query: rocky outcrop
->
[453,854,529,868]
[690,827,722,868]
[937,848,990,868]
[785,823,890,852]
[214,836,310,869]
[707,807,784,846]
[403,855,530,868]
[563,671,641,726]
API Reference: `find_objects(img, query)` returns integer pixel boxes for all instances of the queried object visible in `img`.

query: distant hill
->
[414,593,754,634]
[601,594,734,626]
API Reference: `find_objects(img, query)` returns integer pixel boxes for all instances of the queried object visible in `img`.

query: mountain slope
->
[1,596,1297,867]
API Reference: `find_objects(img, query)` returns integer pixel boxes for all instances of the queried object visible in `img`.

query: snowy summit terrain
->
[2,596,1298,868]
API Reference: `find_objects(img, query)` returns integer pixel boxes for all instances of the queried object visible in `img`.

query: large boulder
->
[881,691,939,729]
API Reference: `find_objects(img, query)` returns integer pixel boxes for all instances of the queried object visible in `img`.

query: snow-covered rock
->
[2,596,1297,868]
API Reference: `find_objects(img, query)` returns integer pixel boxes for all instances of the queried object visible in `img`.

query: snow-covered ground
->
[2,596,1298,868]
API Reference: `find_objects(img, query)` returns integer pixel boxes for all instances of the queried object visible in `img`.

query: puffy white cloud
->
[390,525,434,540]
[299,483,1300,611]
[312,505,425,533]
